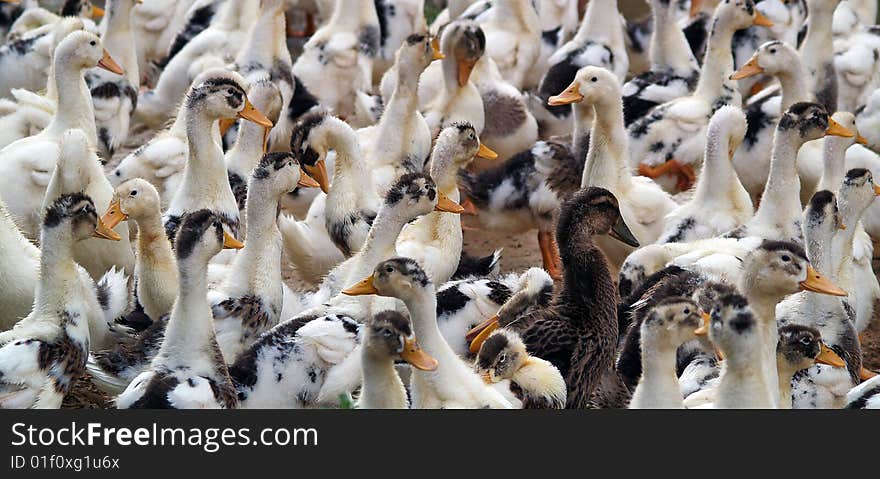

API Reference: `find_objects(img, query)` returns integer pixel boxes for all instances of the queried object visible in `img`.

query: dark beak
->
[609,215,639,247]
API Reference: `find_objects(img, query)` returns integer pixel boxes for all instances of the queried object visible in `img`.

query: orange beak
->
[731,57,764,80]
[434,194,465,214]
[431,37,445,60]
[400,337,439,371]
[816,343,846,368]
[799,265,847,297]
[753,10,774,27]
[476,142,498,160]
[302,159,330,194]
[93,216,122,241]
[97,49,124,75]
[826,118,855,138]
[238,98,274,128]
[342,275,380,296]
[100,199,128,230]
[222,231,244,249]
[297,170,321,189]
[466,315,500,354]
[548,83,583,106]
[457,57,477,87]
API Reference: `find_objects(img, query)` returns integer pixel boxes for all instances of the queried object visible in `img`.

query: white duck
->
[130,0,196,81]
[343,257,512,408]
[800,0,841,111]
[478,0,540,90]
[116,210,240,409]
[0,196,40,330]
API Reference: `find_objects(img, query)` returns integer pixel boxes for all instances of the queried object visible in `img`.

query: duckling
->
[0,193,116,408]
[730,40,811,201]
[0,30,122,240]
[0,196,40,330]
[535,0,627,138]
[628,0,771,193]
[478,0,540,90]
[358,310,437,409]
[135,0,259,129]
[343,257,512,408]
[474,329,566,409]
[85,0,139,160]
[800,0,841,112]
[291,0,380,119]
[162,69,273,244]
[229,312,361,408]
[657,105,753,243]
[116,210,239,409]
[42,128,134,281]
[101,179,177,323]
[629,297,703,409]
[210,152,302,364]
[423,20,485,137]
[549,66,673,268]
[777,324,847,409]
[396,123,478,286]
[621,0,700,127]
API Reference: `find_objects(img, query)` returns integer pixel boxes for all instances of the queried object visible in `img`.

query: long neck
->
[356,207,411,267]
[135,213,175,271]
[575,0,618,41]
[638,337,682,404]
[744,291,781,405]
[328,127,375,202]
[360,347,407,408]
[833,197,869,289]
[403,287,460,364]
[558,234,615,324]
[227,121,266,176]
[232,185,283,286]
[800,3,835,75]
[583,97,631,192]
[650,0,697,72]
[217,0,258,31]
[182,107,227,196]
[441,53,462,94]
[236,1,283,66]
[162,256,213,352]
[33,230,77,318]
[100,0,139,86]
[750,133,803,236]
[694,129,742,204]
[719,343,774,407]
[49,57,97,144]
[571,102,594,159]
[817,139,849,193]
[494,0,537,30]
[327,0,378,31]
[776,360,799,409]
[777,68,811,112]
[693,14,740,104]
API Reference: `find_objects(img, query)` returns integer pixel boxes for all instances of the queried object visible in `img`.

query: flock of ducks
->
[1,0,880,409]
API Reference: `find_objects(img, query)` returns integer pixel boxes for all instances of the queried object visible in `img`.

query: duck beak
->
[816,343,846,368]
[477,142,498,159]
[694,312,710,336]
[873,183,880,196]
[457,57,477,87]
[400,337,439,371]
[219,118,236,136]
[238,98,274,128]
[90,4,105,20]
[100,199,128,230]
[609,215,639,247]
[799,265,847,296]
[93,215,122,241]
[861,366,879,380]
[857,135,869,145]
[825,118,855,138]
[222,231,244,249]
[431,38,445,60]
[548,83,583,106]
[467,315,500,354]
[297,170,322,189]
[753,10,774,27]
[434,194,465,214]
[839,222,847,230]
[342,274,379,296]
[730,57,764,80]
[98,49,124,75]
[689,0,702,18]
[302,159,330,194]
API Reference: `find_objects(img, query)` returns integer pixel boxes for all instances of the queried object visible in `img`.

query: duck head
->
[102,178,162,230]
[741,240,847,299]
[55,30,123,75]
[289,110,347,194]
[716,0,773,30]
[174,209,242,268]
[556,187,639,253]
[703,292,759,360]
[238,79,284,152]
[431,122,496,190]
[383,172,464,218]
[548,65,619,107]
[398,32,442,81]
[642,297,704,347]
[804,190,842,259]
[343,257,432,303]
[43,192,118,243]
[474,329,530,383]
[731,40,800,81]
[837,168,880,227]
[187,69,273,135]
[777,324,845,372]
[440,20,485,87]
[365,310,437,371]
[60,0,105,20]
[777,102,854,145]
[249,152,305,197]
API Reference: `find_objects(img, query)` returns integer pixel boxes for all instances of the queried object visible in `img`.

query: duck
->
[628,0,771,193]
[799,0,841,112]
[291,0,380,120]
[0,0,35,39]
[629,297,703,409]
[470,188,638,408]
[5,0,102,41]
[0,196,40,330]
[832,27,880,114]
[42,128,135,281]
[621,0,700,127]
[135,0,259,129]
[145,0,221,82]
[362,32,436,195]
[343,257,512,408]
[130,0,197,82]
[0,12,75,99]
[473,329,566,409]
[0,30,122,240]
[534,0,627,138]
[730,39,812,201]
[229,311,362,408]
[477,0,540,91]
[358,310,437,409]
[209,152,302,364]
[679,0,721,61]
[116,210,240,409]
[777,324,847,409]
[372,0,428,82]
[396,122,480,286]
[162,68,273,244]
[657,105,753,244]
[548,66,674,268]
[422,20,485,138]
[0,193,117,408]
[442,267,553,358]
[101,179,177,323]
[85,0,139,160]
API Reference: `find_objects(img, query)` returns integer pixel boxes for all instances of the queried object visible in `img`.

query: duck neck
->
[494,0,538,31]
[134,213,175,271]
[800,1,836,75]
[693,13,740,105]
[777,67,810,112]
[583,97,630,192]
[162,256,213,354]
[776,359,799,409]
[327,125,375,202]
[816,138,849,193]
[217,0,258,31]
[720,340,773,401]
[327,0,378,31]
[574,0,618,41]
[402,287,457,363]
[182,106,226,195]
[33,229,77,318]
[49,56,97,144]
[99,0,139,86]
[237,0,283,66]
[233,185,283,286]
[750,133,803,237]
[833,197,869,288]
[358,206,413,268]
[694,128,741,205]
[571,102,594,160]
[743,290,782,405]
[360,346,406,408]
[227,121,266,176]
[558,232,614,326]
[639,336,682,401]
[649,0,696,72]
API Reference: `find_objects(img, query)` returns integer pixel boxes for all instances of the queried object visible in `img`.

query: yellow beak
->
[857,135,869,145]
[548,83,583,106]
[302,159,330,194]
[97,49,124,76]
[694,312,711,336]
[477,142,498,160]
[342,275,379,296]
[434,194,465,214]
[90,4,105,20]
[825,118,855,138]
[468,316,500,354]
[431,37,445,60]
[753,10,774,27]
[297,171,321,189]
[730,57,764,80]
[400,337,439,371]
[861,367,878,380]
[816,343,846,368]
[100,199,128,230]
[457,58,477,87]
[93,216,122,241]
[873,183,880,196]
[222,231,244,249]
[238,98,274,128]
[799,265,848,296]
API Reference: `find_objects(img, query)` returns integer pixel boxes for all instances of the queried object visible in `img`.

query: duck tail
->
[452,249,503,280]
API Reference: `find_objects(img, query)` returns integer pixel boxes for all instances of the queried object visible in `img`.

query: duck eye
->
[382,329,393,338]
[769,48,776,54]
[590,77,598,82]
[89,41,96,46]
[130,190,138,197]
[385,266,394,273]
[800,337,811,345]
[683,308,690,315]
[781,254,791,262]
